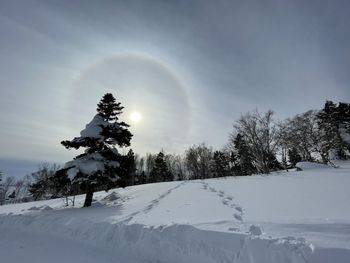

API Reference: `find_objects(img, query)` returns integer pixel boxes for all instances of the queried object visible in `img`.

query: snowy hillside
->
[1,161,350,263]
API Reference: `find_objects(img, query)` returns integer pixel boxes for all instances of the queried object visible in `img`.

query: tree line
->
[1,94,349,207]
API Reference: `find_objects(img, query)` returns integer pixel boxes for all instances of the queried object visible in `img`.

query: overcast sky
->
[1,0,349,177]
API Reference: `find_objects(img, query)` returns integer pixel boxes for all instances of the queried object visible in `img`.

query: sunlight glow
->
[129,111,142,124]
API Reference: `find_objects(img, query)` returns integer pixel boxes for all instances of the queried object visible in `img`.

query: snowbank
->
[0,213,311,263]
[296,161,331,170]
[1,161,350,262]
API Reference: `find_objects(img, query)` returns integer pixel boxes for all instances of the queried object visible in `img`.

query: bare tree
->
[29,163,61,200]
[283,110,335,164]
[232,110,282,174]
[145,153,156,177]
[283,111,315,162]
[3,176,15,200]
[165,154,186,181]
[185,143,213,179]
[0,176,17,204]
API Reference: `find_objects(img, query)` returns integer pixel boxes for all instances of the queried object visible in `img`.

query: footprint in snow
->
[144,204,153,211]
[235,206,243,213]
[222,200,229,205]
[234,214,243,221]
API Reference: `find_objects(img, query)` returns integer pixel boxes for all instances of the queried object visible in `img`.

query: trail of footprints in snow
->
[120,181,186,223]
[201,181,244,223]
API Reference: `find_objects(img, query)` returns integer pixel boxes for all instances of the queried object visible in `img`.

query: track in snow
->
[118,181,186,223]
[201,181,244,225]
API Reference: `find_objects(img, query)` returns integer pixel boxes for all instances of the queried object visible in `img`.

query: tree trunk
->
[83,184,94,207]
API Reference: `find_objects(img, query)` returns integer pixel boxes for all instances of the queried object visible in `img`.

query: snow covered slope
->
[0,161,350,262]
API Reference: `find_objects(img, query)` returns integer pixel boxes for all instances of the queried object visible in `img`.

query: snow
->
[80,114,106,139]
[296,161,331,170]
[1,161,350,262]
[64,114,120,180]
[64,152,119,180]
[339,124,350,144]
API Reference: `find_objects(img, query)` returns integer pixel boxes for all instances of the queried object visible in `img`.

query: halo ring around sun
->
[68,52,191,154]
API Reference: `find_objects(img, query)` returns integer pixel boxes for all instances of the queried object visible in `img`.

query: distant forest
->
[1,94,349,207]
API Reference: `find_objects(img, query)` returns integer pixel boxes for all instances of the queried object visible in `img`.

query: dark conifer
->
[150,152,172,182]
[233,133,256,175]
[317,101,348,162]
[288,147,302,167]
[211,151,231,177]
[57,93,133,207]
[119,149,137,186]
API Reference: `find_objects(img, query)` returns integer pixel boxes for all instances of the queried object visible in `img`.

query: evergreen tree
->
[150,152,172,182]
[288,147,302,167]
[211,151,231,177]
[119,149,137,186]
[138,171,147,185]
[317,101,348,162]
[264,151,282,171]
[57,93,133,207]
[337,102,350,123]
[96,93,123,121]
[229,151,241,176]
[233,134,255,175]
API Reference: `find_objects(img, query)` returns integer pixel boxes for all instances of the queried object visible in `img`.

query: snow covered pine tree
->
[58,93,132,207]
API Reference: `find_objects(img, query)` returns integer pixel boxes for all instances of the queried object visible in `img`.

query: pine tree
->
[211,151,231,177]
[138,171,147,185]
[317,101,348,162]
[233,134,256,175]
[57,93,133,207]
[96,93,123,121]
[264,151,282,171]
[337,102,350,123]
[288,147,302,167]
[150,152,172,182]
[119,149,137,186]
[229,151,241,175]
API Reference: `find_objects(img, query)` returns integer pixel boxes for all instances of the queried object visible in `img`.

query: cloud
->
[0,0,349,167]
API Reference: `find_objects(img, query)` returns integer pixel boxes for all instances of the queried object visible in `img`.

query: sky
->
[0,0,349,177]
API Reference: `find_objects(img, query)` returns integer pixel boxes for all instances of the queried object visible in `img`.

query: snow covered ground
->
[0,161,350,262]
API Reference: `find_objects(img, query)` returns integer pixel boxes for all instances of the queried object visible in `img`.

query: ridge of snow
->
[295,161,331,170]
[0,213,311,263]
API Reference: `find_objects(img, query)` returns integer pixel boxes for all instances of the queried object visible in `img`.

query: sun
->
[129,111,142,124]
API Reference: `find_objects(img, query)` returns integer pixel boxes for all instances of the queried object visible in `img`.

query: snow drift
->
[0,212,311,263]
[295,161,331,170]
[1,160,350,262]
